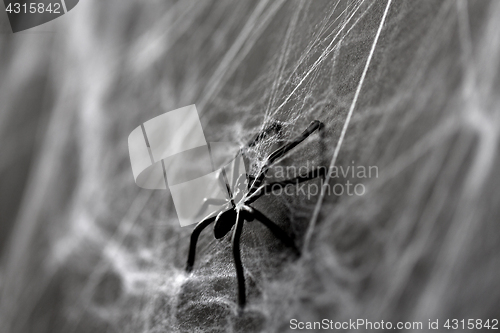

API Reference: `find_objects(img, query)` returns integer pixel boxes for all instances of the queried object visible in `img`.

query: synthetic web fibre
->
[0,0,500,332]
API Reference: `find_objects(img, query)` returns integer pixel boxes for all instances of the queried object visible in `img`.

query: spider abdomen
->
[213,209,237,239]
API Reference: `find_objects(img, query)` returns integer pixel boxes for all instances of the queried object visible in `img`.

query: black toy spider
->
[185,120,326,309]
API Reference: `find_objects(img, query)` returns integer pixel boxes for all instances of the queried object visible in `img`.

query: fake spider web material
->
[1,0,500,332]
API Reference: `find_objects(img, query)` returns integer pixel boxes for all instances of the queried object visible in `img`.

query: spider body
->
[213,208,238,239]
[185,120,325,310]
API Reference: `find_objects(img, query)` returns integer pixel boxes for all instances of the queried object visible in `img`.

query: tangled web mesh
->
[1,0,500,332]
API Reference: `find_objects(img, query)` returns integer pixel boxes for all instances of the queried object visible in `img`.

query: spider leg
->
[216,169,232,201]
[194,198,228,219]
[251,120,324,190]
[245,121,283,149]
[266,120,323,166]
[319,120,326,167]
[186,213,219,272]
[239,122,282,190]
[231,150,241,190]
[247,165,327,203]
[231,211,246,309]
[271,166,326,186]
[242,206,300,257]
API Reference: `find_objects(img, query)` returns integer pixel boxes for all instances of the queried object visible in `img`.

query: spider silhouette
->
[185,120,326,309]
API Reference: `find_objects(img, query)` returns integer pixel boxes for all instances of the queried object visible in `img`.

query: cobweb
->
[1,0,500,332]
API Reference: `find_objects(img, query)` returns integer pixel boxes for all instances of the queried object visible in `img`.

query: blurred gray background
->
[1,0,499,332]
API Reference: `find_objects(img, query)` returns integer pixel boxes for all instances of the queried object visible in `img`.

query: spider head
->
[213,209,237,239]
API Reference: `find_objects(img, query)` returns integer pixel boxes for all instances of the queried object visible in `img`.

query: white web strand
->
[272,0,364,116]
[303,0,393,253]
[247,0,368,193]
